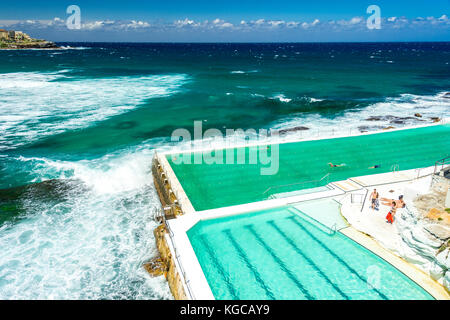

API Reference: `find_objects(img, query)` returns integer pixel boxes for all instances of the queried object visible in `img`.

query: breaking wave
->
[0,71,188,150]
[0,143,173,299]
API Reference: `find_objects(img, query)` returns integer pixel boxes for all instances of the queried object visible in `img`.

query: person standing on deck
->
[386,201,397,224]
[370,189,379,210]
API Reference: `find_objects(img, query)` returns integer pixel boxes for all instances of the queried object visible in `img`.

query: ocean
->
[0,42,449,299]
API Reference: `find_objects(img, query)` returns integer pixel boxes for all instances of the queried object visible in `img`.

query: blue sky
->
[0,1,448,42]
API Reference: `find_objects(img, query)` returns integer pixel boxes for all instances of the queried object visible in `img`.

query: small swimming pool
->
[291,198,348,231]
[187,206,433,300]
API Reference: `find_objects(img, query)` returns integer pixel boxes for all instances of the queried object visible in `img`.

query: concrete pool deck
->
[338,173,450,300]
[151,121,450,300]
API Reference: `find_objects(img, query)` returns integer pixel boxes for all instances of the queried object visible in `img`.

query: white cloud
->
[126,20,150,29]
[174,18,197,27]
[268,20,285,27]
[82,21,106,30]
[349,17,362,24]
[286,21,299,28]
[212,19,234,28]
[254,19,265,26]
[0,14,448,37]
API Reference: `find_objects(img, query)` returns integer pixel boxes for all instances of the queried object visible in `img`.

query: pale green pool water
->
[187,207,434,300]
[291,198,348,231]
[169,125,450,210]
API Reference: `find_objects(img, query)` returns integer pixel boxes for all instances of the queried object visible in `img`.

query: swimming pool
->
[187,206,433,300]
[168,125,450,211]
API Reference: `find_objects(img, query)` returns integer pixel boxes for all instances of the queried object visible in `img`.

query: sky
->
[0,0,448,42]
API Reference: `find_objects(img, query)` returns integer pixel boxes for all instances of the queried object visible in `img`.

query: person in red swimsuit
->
[386,201,397,224]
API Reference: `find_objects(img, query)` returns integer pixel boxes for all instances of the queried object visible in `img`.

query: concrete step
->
[332,180,363,192]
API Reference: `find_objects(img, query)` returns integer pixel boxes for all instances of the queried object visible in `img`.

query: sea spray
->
[0,147,172,299]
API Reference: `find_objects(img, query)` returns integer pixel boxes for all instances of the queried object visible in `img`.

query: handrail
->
[162,216,196,300]
[434,155,450,174]
[334,188,368,213]
[360,188,369,213]
[262,173,330,196]
[390,164,399,173]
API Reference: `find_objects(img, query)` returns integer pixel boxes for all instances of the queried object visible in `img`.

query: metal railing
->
[359,188,370,213]
[335,188,368,213]
[350,193,365,204]
[262,173,330,197]
[434,156,450,174]
[391,164,399,173]
[163,215,196,300]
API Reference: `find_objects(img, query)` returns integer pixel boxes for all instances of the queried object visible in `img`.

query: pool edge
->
[340,226,450,300]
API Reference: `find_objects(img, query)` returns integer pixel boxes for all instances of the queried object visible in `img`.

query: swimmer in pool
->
[368,164,381,169]
[328,162,346,168]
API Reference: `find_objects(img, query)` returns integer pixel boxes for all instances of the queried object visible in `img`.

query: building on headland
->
[12,31,31,41]
[0,29,8,40]
[0,30,32,41]
[0,29,58,49]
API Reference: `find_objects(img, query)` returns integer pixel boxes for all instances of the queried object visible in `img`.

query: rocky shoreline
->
[0,40,59,49]
[0,30,59,49]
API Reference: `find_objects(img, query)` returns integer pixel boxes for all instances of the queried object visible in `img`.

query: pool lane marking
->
[267,220,349,300]
[222,229,276,300]
[288,215,389,300]
[244,224,315,300]
[198,234,239,300]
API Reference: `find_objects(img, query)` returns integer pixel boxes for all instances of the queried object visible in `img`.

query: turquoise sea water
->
[0,42,449,299]
[188,207,433,300]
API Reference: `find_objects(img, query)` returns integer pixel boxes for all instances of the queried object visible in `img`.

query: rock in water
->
[279,126,310,135]
[430,117,441,123]
[143,257,167,277]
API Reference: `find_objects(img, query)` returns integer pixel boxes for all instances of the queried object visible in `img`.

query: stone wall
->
[152,224,188,300]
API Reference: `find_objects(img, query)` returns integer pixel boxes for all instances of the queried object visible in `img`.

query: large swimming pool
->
[169,125,450,210]
[187,206,433,300]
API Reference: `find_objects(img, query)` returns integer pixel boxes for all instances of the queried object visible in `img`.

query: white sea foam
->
[0,71,188,150]
[271,92,450,139]
[0,143,173,299]
[230,70,259,74]
[59,46,91,50]
[271,94,292,103]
